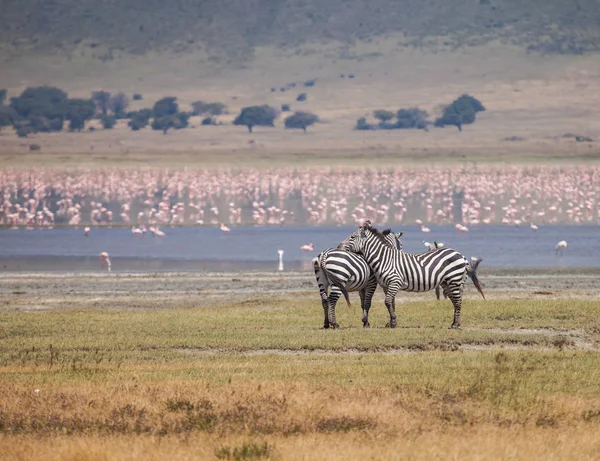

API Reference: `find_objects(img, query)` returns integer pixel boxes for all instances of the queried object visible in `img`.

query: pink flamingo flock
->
[0,166,598,230]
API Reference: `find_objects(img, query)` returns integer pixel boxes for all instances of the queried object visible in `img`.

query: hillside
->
[1,0,600,60]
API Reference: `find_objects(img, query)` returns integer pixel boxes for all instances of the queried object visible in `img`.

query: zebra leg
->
[360,279,377,328]
[327,290,341,329]
[447,284,464,329]
[383,283,400,328]
[435,285,441,300]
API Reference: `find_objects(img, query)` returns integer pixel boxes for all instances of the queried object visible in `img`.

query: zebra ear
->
[396,232,403,238]
[363,220,372,229]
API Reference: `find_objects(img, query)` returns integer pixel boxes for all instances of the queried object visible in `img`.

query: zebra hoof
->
[363,322,370,328]
[449,324,461,330]
[323,324,330,329]
[385,322,397,329]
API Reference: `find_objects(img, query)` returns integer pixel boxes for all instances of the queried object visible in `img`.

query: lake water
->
[0,225,597,272]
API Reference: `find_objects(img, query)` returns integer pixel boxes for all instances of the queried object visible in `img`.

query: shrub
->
[16,125,32,138]
[304,79,316,87]
[10,86,69,125]
[396,108,429,129]
[281,104,290,112]
[132,93,143,101]
[201,116,214,126]
[233,105,277,133]
[284,111,318,133]
[191,101,227,116]
[0,89,7,105]
[153,97,178,118]
[296,93,307,102]
[91,91,111,115]
[373,110,395,123]
[435,94,483,131]
[355,117,374,130]
[29,143,41,151]
[67,98,96,131]
[0,106,16,127]
[128,116,149,131]
[101,115,117,129]
[109,92,129,116]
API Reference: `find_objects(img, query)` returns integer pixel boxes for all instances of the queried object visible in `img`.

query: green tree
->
[435,94,483,131]
[109,92,129,118]
[284,111,318,133]
[233,105,277,133]
[153,97,178,118]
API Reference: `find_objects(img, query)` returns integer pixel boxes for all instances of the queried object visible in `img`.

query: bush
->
[191,101,226,116]
[100,115,117,129]
[0,106,16,127]
[355,117,374,131]
[233,105,277,133]
[29,143,41,151]
[435,94,484,131]
[396,108,429,129]
[304,79,316,87]
[10,86,69,125]
[109,92,129,116]
[201,116,214,126]
[28,115,63,133]
[296,93,307,102]
[128,116,149,131]
[284,111,318,133]
[373,110,395,123]
[91,91,111,115]
[132,93,143,101]
[0,89,7,105]
[153,97,178,118]
[16,125,32,138]
[281,104,290,112]
[67,98,96,131]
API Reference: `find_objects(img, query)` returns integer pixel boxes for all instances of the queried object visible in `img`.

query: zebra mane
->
[365,226,395,246]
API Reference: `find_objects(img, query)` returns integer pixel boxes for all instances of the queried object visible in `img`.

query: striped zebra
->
[313,229,402,329]
[338,221,485,329]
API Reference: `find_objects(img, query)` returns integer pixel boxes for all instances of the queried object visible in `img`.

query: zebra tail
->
[320,260,352,307]
[467,257,486,300]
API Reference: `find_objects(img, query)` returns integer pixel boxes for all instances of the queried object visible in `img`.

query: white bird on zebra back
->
[313,227,403,329]
[555,240,567,256]
[338,221,485,330]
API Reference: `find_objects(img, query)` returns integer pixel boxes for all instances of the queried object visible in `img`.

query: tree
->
[67,98,96,131]
[0,89,7,105]
[0,106,15,127]
[151,112,189,134]
[109,92,129,118]
[284,111,318,133]
[153,97,178,118]
[233,105,277,133]
[91,91,111,115]
[10,86,69,127]
[373,110,395,124]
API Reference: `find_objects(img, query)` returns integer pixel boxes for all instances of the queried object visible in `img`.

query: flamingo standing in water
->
[131,226,144,238]
[99,252,111,272]
[220,223,231,233]
[84,227,90,237]
[555,240,567,256]
[300,242,314,252]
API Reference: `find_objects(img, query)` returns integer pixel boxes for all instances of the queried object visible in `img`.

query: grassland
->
[1,271,599,460]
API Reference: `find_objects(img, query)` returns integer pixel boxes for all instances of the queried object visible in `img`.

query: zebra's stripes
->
[338,222,485,329]
[313,229,402,329]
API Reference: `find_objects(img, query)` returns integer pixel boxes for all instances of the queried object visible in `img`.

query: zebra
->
[338,221,485,329]
[313,228,402,329]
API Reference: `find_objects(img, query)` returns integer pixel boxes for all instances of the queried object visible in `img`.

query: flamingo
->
[278,249,284,271]
[84,227,90,237]
[131,226,144,238]
[220,223,231,233]
[420,225,431,233]
[555,240,567,256]
[300,242,314,252]
[530,223,538,232]
[99,252,111,272]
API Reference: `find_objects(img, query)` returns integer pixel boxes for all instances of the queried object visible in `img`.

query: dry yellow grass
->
[2,40,600,168]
